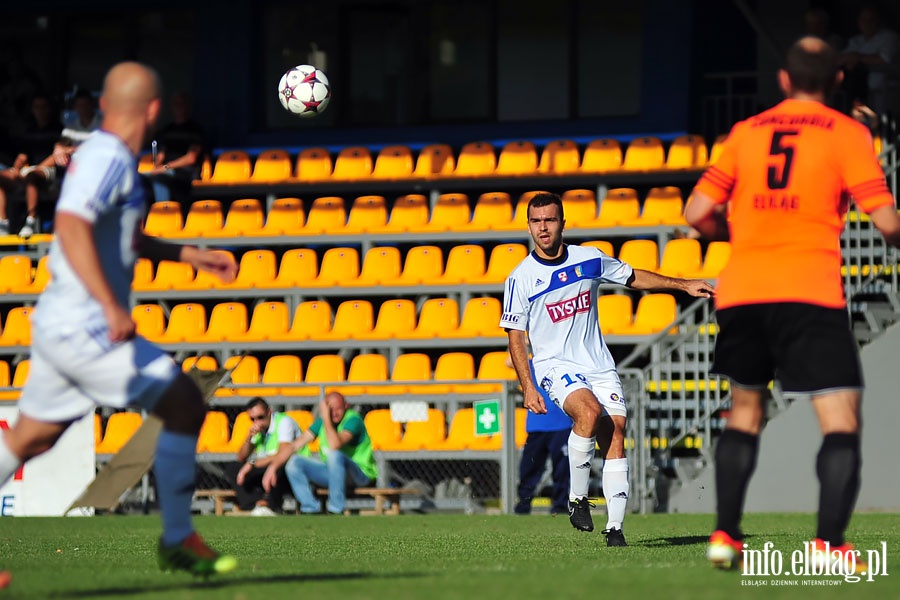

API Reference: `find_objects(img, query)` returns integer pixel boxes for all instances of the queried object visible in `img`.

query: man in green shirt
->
[263,391,377,514]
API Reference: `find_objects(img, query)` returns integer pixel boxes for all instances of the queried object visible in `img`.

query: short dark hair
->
[526,192,564,220]
[73,89,95,104]
[245,397,269,412]
[785,37,839,95]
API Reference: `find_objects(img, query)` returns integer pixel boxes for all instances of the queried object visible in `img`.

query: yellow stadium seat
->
[222,198,264,236]
[384,245,443,286]
[454,141,496,177]
[190,250,236,289]
[514,407,529,448]
[182,355,218,372]
[628,293,677,335]
[658,239,703,278]
[618,239,659,272]
[295,147,332,181]
[434,408,494,450]
[197,411,231,453]
[0,360,15,401]
[390,353,432,395]
[229,249,277,288]
[132,258,153,290]
[343,195,388,233]
[264,248,317,288]
[414,193,471,232]
[413,143,455,177]
[142,260,194,291]
[355,299,417,340]
[698,241,731,279]
[538,139,580,174]
[639,186,686,226]
[623,136,665,171]
[0,361,8,387]
[0,306,32,346]
[11,359,29,388]
[561,189,598,228]
[210,150,252,183]
[94,414,102,446]
[308,247,359,287]
[478,351,517,383]
[495,140,537,175]
[277,300,333,341]
[581,138,622,172]
[132,304,165,341]
[331,146,373,180]
[445,297,504,338]
[382,194,429,232]
[372,145,414,179]
[158,303,206,344]
[178,200,223,238]
[460,192,512,231]
[261,197,305,235]
[316,300,374,340]
[96,412,143,455]
[21,255,50,294]
[138,153,155,173]
[351,247,402,287]
[438,244,486,284]
[240,301,291,342]
[201,302,248,343]
[581,240,614,256]
[666,134,708,169]
[304,354,346,394]
[223,412,253,452]
[285,409,315,432]
[433,352,476,394]
[250,148,292,182]
[341,353,389,396]
[471,243,528,283]
[598,294,634,335]
[144,201,183,237]
[406,297,459,338]
[709,134,728,165]
[364,409,403,449]
[200,157,212,181]
[261,355,304,396]
[0,255,32,294]
[304,196,347,234]
[378,408,446,451]
[595,188,641,227]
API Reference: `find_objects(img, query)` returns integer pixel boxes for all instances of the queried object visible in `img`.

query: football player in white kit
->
[0,62,238,580]
[502,192,714,546]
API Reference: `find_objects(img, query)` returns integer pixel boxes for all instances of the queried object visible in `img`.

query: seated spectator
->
[62,89,102,143]
[838,4,900,116]
[0,153,26,235]
[144,91,206,210]
[804,7,844,52]
[263,392,378,515]
[225,397,301,516]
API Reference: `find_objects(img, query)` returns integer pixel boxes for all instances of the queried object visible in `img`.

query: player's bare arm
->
[262,430,315,491]
[867,204,900,248]
[684,191,730,241]
[627,268,715,298]
[54,211,135,342]
[138,232,237,282]
[507,328,547,414]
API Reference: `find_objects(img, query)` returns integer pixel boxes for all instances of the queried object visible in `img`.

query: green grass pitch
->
[1,512,897,599]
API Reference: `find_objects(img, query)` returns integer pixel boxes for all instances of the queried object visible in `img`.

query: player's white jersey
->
[500,244,633,380]
[33,130,145,336]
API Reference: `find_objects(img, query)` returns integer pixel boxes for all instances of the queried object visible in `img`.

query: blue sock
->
[154,430,198,547]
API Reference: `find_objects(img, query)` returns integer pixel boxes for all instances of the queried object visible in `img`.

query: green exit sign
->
[473,399,501,436]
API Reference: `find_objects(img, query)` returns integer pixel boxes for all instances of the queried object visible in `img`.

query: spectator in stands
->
[0,61,238,578]
[0,152,27,235]
[501,192,713,546]
[838,3,900,116]
[685,36,900,573]
[804,6,844,52]
[65,89,102,138]
[263,391,378,515]
[226,397,301,516]
[144,91,206,210]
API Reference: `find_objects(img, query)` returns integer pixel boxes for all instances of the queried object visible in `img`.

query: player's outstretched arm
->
[684,191,730,241]
[627,268,715,298]
[138,233,237,283]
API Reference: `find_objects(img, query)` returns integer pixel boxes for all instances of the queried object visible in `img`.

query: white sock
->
[603,458,629,530]
[0,433,22,487]
[568,431,595,500]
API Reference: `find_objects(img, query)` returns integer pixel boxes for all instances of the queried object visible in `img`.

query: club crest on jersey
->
[574,265,583,277]
[558,271,568,282]
[545,289,591,323]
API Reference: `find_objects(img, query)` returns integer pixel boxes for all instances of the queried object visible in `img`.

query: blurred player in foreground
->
[0,62,239,581]
[686,36,900,572]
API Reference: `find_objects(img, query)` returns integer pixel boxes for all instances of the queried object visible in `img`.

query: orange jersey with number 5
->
[694,99,894,309]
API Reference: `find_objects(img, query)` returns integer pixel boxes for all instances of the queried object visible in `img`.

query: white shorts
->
[536,364,627,418]
[18,324,180,423]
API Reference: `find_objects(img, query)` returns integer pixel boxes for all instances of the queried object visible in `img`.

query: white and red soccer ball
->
[278,65,331,118]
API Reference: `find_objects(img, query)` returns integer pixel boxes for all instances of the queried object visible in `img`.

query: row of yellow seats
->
[171,135,712,186]
[144,187,688,238]
[0,238,728,298]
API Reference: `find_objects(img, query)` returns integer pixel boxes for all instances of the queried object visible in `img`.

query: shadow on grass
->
[641,533,758,547]
[51,570,424,598]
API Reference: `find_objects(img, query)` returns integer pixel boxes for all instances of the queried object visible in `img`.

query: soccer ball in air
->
[278,65,331,117]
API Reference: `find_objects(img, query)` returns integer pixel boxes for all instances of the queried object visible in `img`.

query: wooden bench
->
[194,489,237,516]
[315,487,420,515]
